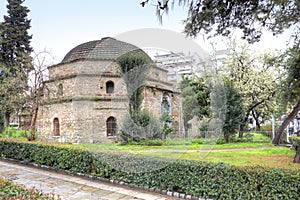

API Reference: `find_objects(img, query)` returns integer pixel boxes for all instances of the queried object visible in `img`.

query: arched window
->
[106,117,116,137]
[161,92,170,114]
[57,84,63,96]
[106,81,114,94]
[53,118,60,136]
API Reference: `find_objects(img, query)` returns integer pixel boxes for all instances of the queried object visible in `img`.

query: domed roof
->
[62,37,145,63]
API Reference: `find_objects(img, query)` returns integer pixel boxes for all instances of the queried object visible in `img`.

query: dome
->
[62,37,146,63]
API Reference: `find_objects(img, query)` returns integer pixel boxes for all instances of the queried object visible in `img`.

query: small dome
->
[62,37,146,63]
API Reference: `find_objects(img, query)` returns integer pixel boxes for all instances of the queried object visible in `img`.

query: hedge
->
[0,139,299,199]
[0,177,59,199]
[0,139,92,173]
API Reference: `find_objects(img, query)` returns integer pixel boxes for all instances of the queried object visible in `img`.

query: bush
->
[0,177,59,199]
[118,111,162,143]
[191,138,204,144]
[128,138,165,146]
[1,139,299,199]
[243,132,254,142]
[289,136,300,150]
[91,154,300,199]
[0,139,92,173]
[203,135,226,145]
[0,127,35,141]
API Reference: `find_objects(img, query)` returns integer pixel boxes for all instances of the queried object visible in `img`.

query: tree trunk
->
[4,110,10,128]
[293,141,300,163]
[239,112,250,138]
[29,106,38,141]
[252,110,261,130]
[184,121,189,138]
[29,95,39,141]
[273,99,300,145]
[224,133,229,143]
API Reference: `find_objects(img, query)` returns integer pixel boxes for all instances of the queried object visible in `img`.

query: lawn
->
[82,133,300,171]
[83,140,273,153]
[137,147,299,170]
[83,132,273,151]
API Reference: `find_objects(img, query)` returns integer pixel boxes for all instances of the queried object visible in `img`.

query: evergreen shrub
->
[0,139,299,199]
[0,177,58,199]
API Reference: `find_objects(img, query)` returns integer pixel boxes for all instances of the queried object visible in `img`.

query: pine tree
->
[1,0,32,70]
[223,78,244,143]
[0,0,33,127]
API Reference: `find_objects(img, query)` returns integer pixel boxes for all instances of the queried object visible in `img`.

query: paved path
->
[0,160,177,200]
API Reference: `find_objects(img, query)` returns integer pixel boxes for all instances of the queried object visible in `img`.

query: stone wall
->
[37,99,128,143]
[37,101,76,143]
[142,87,184,137]
[38,59,183,143]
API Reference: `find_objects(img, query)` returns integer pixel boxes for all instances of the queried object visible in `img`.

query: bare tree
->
[25,51,53,141]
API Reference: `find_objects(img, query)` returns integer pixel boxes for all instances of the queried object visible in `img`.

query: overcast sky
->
[0,0,291,63]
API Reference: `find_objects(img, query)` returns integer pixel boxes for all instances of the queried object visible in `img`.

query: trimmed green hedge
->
[0,139,92,173]
[0,177,58,199]
[0,139,299,199]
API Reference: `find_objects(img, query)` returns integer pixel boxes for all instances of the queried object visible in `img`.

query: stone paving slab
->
[0,160,178,200]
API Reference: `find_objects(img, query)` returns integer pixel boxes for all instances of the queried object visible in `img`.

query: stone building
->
[37,37,183,143]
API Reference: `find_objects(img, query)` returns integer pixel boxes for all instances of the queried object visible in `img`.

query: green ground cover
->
[0,177,59,199]
[1,139,299,199]
[82,133,299,170]
[84,141,272,152]
[0,127,30,140]
[137,147,299,170]
[83,132,273,151]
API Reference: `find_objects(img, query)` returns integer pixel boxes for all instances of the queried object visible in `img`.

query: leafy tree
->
[0,0,33,127]
[116,51,151,120]
[273,46,300,145]
[223,41,278,136]
[117,51,161,142]
[142,0,300,43]
[222,78,243,143]
[142,0,300,159]
[0,66,27,127]
[179,76,210,136]
[159,110,173,137]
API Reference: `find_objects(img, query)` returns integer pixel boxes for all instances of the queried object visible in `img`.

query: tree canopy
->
[142,0,300,43]
[142,1,300,145]
[223,41,279,133]
[222,78,243,143]
[0,0,33,127]
[116,51,151,119]
[1,0,32,70]
[273,46,300,144]
[179,76,210,135]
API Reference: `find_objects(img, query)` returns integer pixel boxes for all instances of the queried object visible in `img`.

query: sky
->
[0,0,292,64]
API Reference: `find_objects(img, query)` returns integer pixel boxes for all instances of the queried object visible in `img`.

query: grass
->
[81,132,300,170]
[137,147,300,170]
[83,136,272,152]
[83,141,271,152]
[0,127,30,140]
